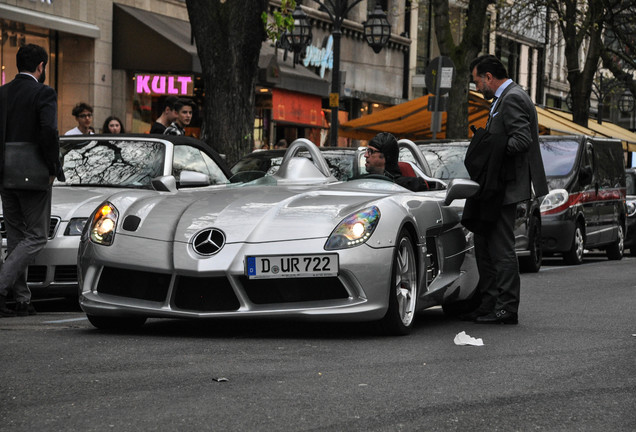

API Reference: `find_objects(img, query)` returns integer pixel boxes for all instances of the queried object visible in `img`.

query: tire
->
[378,230,418,336]
[563,222,585,265]
[606,224,624,260]
[87,314,147,331]
[519,215,542,273]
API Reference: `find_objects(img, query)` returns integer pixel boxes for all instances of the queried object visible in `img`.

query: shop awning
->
[0,3,100,38]
[545,108,636,152]
[341,91,636,152]
[259,44,330,98]
[339,91,491,140]
[113,4,201,73]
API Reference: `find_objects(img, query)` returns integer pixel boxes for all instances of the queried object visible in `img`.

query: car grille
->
[0,217,60,240]
[96,267,170,302]
[174,276,240,311]
[26,266,47,283]
[239,276,348,304]
[54,265,78,282]
[93,267,349,312]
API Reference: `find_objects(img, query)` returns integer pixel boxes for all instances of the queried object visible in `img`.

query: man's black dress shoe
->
[15,302,37,317]
[475,309,518,325]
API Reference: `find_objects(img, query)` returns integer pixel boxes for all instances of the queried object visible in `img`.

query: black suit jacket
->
[0,73,63,181]
[486,82,548,204]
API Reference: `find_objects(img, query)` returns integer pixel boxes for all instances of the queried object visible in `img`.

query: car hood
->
[112,181,403,244]
[51,186,131,220]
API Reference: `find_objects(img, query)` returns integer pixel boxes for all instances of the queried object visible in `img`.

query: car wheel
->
[519,215,542,273]
[87,314,147,331]
[563,222,585,265]
[378,230,418,336]
[606,224,624,260]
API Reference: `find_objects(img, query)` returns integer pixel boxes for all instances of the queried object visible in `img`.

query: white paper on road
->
[454,331,484,346]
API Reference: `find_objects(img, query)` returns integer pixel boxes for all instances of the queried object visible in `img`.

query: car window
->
[539,139,580,177]
[417,145,469,180]
[173,145,229,185]
[58,139,165,188]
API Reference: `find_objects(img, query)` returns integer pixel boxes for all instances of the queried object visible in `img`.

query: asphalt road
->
[1,254,635,431]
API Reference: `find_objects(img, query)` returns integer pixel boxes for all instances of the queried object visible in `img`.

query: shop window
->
[0,22,54,87]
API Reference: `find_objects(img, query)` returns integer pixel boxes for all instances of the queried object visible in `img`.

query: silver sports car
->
[78,139,480,335]
[0,134,232,298]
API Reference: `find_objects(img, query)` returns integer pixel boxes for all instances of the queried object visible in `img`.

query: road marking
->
[43,317,88,324]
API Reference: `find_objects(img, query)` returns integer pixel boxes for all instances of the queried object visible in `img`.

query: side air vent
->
[122,216,141,231]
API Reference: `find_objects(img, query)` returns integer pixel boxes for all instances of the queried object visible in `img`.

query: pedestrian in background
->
[150,95,178,134]
[0,44,64,317]
[102,115,125,134]
[65,102,94,135]
[462,54,548,325]
[164,98,196,136]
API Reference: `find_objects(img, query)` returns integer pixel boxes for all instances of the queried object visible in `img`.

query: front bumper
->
[541,211,576,253]
[79,235,396,322]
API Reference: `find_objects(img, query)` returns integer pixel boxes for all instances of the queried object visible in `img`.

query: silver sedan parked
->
[0,134,232,299]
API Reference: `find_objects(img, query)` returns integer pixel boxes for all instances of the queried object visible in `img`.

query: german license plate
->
[246,254,339,279]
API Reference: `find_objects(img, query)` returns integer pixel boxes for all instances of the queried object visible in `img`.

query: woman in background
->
[102,116,125,134]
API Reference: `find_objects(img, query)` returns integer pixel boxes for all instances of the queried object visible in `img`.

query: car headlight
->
[324,206,380,250]
[90,203,118,246]
[627,200,636,218]
[64,218,88,236]
[540,189,570,215]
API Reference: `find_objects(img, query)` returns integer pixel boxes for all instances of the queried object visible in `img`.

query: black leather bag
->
[2,141,50,190]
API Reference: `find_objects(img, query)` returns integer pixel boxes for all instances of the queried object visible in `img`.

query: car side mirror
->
[443,179,480,206]
[151,175,178,192]
[179,170,211,187]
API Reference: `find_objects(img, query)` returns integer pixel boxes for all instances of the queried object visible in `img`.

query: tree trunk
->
[185,0,268,165]
[432,0,492,138]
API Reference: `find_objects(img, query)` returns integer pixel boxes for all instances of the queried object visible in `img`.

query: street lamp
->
[282,5,312,56]
[286,1,391,147]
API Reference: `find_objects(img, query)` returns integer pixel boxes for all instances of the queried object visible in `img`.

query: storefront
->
[0,1,100,131]
[255,42,329,149]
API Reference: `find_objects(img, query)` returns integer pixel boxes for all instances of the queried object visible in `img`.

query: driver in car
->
[364,132,430,192]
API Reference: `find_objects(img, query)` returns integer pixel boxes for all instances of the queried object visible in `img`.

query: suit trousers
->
[0,186,51,302]
[473,203,520,314]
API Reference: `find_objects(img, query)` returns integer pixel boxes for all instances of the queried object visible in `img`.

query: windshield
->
[233,150,363,181]
[418,145,469,180]
[539,139,580,177]
[57,139,165,188]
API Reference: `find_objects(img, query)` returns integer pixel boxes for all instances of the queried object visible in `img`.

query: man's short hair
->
[470,55,509,80]
[72,102,93,117]
[160,95,179,111]
[173,98,197,112]
[16,44,48,73]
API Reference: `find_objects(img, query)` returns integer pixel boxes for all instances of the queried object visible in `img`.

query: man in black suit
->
[465,55,548,324]
[0,44,64,317]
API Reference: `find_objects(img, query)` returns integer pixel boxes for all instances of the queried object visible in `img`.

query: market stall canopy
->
[341,92,636,152]
[545,108,636,152]
[339,91,490,140]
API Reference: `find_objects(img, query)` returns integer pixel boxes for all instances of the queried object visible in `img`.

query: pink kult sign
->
[135,74,194,96]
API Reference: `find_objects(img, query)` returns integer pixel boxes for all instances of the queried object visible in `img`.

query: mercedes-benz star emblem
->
[191,228,226,256]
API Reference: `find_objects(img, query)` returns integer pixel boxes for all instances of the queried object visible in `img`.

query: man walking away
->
[0,44,64,317]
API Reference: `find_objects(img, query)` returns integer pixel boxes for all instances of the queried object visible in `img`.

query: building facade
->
[0,0,412,147]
